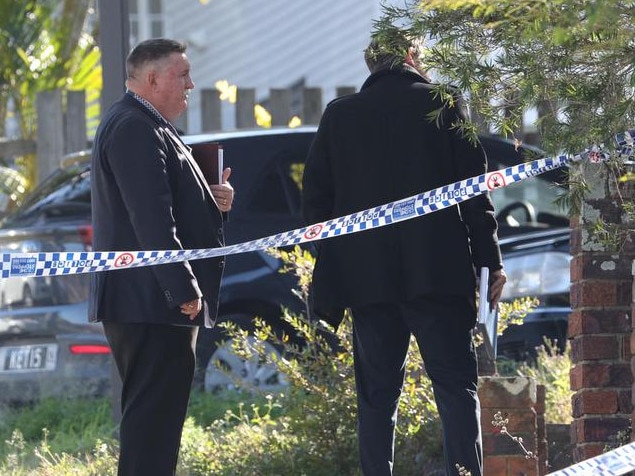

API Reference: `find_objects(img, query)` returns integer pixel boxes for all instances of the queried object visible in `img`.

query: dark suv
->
[0,126,569,401]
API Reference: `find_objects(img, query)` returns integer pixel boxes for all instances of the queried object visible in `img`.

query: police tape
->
[547,441,635,476]
[0,138,619,280]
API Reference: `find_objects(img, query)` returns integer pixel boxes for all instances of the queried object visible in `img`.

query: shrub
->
[206,246,562,473]
[497,339,574,424]
[0,245,572,474]
[200,246,445,475]
[0,397,116,465]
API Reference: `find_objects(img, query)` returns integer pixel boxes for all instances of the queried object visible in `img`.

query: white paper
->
[217,146,224,184]
[478,267,499,358]
[478,267,489,323]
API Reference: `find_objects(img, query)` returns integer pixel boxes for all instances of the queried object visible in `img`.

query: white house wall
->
[162,0,386,133]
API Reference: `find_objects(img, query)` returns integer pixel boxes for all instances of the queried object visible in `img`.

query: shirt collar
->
[361,64,430,91]
[126,90,170,125]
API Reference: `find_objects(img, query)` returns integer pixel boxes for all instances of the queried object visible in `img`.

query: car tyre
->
[194,313,289,394]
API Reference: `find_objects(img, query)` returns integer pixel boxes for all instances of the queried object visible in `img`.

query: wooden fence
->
[0,86,356,189]
[177,85,357,132]
[0,90,87,186]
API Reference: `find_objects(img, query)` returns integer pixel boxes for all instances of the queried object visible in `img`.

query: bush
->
[198,246,445,475]
[497,339,574,424]
[194,246,564,474]
[0,245,573,474]
[0,397,118,475]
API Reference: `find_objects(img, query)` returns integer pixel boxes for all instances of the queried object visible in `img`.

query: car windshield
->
[481,136,569,231]
[491,174,566,223]
[0,162,91,228]
[0,161,92,311]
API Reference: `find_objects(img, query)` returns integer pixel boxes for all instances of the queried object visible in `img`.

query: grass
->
[0,347,575,475]
[0,389,272,474]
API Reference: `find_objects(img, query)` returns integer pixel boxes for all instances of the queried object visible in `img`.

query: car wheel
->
[195,313,289,393]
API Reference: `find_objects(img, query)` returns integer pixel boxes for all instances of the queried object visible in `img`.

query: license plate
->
[0,344,58,372]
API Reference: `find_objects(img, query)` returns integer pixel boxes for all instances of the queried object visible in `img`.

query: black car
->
[0,126,569,401]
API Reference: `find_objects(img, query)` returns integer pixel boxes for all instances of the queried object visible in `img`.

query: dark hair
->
[364,29,420,74]
[126,38,187,78]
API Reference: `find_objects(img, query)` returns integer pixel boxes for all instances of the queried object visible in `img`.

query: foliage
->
[519,340,574,424]
[178,397,299,476]
[492,411,537,460]
[373,0,635,241]
[209,321,443,475]
[497,339,574,424]
[0,246,572,474]
[604,425,632,453]
[375,1,635,154]
[0,0,97,137]
[0,0,99,191]
[0,397,117,474]
[0,392,278,475]
[491,296,538,341]
[186,389,280,428]
[0,398,114,458]
[210,245,445,474]
[268,246,314,317]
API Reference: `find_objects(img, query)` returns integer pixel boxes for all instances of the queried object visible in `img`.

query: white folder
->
[478,267,499,359]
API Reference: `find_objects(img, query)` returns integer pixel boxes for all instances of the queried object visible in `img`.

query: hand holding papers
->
[478,267,499,359]
[191,142,224,185]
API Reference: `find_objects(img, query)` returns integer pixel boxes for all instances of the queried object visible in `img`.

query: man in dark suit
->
[302,32,507,476]
[89,38,234,476]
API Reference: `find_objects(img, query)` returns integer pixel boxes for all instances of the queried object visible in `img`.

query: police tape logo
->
[303,224,323,240]
[487,172,506,190]
[114,252,134,267]
[10,257,37,276]
[51,258,94,269]
[392,198,416,220]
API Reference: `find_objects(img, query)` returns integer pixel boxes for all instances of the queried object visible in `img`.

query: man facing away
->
[89,38,234,476]
[302,32,507,476]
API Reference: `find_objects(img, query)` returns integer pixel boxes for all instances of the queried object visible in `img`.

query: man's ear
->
[147,68,158,88]
[405,49,416,68]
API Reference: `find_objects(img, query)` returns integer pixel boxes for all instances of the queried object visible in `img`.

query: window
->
[129,0,164,46]
[248,154,303,215]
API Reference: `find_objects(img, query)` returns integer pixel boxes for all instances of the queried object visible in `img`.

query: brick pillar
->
[632,259,635,442]
[569,159,634,462]
[536,384,548,475]
[479,376,546,475]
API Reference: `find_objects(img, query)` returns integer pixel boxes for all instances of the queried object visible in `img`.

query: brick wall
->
[632,259,635,441]
[569,160,634,462]
[479,376,547,475]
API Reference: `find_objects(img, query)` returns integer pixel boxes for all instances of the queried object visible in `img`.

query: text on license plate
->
[0,344,58,372]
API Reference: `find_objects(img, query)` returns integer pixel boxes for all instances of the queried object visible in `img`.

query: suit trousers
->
[350,295,482,476]
[103,321,199,476]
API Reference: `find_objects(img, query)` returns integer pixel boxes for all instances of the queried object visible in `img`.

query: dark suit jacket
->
[89,93,225,327]
[302,66,503,328]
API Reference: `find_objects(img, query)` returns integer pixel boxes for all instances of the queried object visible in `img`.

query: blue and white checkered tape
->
[0,136,628,475]
[0,139,615,280]
[547,441,635,476]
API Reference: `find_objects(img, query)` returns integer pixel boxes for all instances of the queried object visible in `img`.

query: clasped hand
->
[211,167,234,212]
[180,297,202,320]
